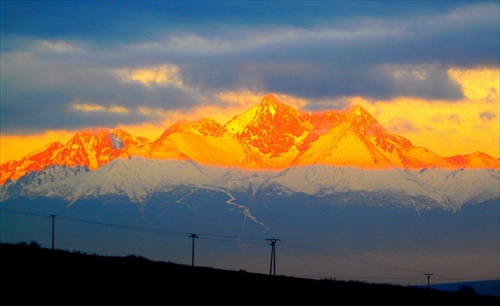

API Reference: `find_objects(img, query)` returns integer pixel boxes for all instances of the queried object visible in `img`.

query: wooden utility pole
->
[424,273,433,289]
[51,214,56,250]
[266,238,280,275]
[189,233,198,266]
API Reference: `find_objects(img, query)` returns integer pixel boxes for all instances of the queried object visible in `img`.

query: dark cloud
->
[0,52,201,134]
[1,1,492,46]
[1,1,498,133]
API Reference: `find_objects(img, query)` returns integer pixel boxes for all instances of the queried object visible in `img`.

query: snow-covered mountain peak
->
[1,94,499,186]
[259,93,286,114]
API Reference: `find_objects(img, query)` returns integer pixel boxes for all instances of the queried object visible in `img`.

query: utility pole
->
[266,238,280,275]
[424,273,433,289]
[50,214,56,250]
[189,233,198,267]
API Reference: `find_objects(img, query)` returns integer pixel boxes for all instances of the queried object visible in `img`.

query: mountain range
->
[1,94,499,213]
[1,94,499,285]
[2,94,499,186]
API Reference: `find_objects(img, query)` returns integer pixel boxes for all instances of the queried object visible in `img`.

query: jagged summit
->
[258,93,296,112]
[162,118,224,138]
[349,104,369,116]
[224,94,300,136]
[223,94,309,160]
[1,94,499,185]
[346,105,381,128]
[259,93,284,108]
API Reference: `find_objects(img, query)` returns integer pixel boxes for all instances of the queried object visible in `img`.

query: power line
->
[1,209,51,219]
[197,235,268,246]
[281,239,425,275]
[1,209,270,243]
[1,208,494,285]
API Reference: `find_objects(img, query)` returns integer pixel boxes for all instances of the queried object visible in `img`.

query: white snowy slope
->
[0,157,212,205]
[268,165,500,211]
[0,165,89,201]
[1,157,498,212]
[65,157,216,206]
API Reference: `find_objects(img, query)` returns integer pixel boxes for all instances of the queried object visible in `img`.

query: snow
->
[2,157,498,214]
[223,106,260,136]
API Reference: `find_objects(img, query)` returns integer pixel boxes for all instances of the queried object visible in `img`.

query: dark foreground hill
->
[1,242,498,304]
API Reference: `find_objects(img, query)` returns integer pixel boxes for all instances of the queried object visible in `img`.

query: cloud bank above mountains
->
[0,1,498,161]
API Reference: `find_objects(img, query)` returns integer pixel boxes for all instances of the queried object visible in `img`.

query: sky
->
[1,0,499,164]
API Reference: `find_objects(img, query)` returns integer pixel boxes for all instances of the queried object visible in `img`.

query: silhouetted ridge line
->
[1,208,492,284]
[1,242,499,303]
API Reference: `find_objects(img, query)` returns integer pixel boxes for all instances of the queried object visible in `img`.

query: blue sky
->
[1,1,499,161]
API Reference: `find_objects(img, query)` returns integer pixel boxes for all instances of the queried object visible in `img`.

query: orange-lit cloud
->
[448,67,499,101]
[1,130,76,163]
[73,103,130,113]
[117,64,184,88]
[341,67,499,157]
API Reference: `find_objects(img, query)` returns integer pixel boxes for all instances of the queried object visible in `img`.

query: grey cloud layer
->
[1,1,498,133]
